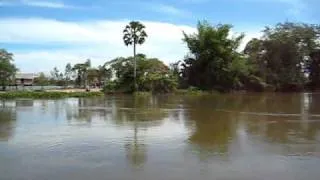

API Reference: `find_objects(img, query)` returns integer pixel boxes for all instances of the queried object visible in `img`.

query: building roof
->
[15,73,36,79]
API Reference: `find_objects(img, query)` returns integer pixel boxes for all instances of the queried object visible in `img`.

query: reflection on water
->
[0,102,16,141]
[1,93,320,180]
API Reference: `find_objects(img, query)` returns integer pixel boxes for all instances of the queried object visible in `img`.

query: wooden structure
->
[15,73,36,86]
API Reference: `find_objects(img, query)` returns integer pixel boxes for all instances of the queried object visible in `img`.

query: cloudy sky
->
[0,0,319,73]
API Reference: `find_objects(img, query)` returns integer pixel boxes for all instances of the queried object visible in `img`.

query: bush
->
[133,91,152,97]
[138,73,178,93]
[103,80,124,93]
[0,91,104,99]
[174,87,216,95]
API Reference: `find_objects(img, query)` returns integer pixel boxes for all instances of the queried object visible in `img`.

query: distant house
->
[15,73,37,86]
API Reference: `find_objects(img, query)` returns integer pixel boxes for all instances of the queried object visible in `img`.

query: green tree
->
[181,21,247,91]
[104,55,177,93]
[123,21,148,90]
[0,49,17,91]
[244,22,320,91]
[72,59,91,88]
[72,64,83,87]
[97,65,112,87]
[34,72,48,90]
[64,63,72,87]
[50,67,66,86]
[87,68,99,87]
[309,50,320,89]
[104,57,132,92]
[83,59,91,89]
[51,67,60,81]
[137,58,177,93]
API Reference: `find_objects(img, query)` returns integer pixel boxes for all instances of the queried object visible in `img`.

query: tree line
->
[1,20,320,92]
[178,21,320,92]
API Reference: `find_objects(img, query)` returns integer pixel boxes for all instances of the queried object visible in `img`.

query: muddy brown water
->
[1,93,320,180]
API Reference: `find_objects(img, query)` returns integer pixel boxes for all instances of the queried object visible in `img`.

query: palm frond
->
[123,21,147,47]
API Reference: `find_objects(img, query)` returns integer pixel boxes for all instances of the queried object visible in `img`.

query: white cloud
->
[238,30,263,50]
[0,18,195,44]
[0,18,195,72]
[0,18,261,73]
[0,0,78,9]
[152,4,191,16]
[21,0,72,9]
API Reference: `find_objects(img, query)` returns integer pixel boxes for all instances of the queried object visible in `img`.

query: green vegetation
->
[180,22,248,92]
[34,72,48,90]
[123,21,148,90]
[104,55,177,93]
[0,49,18,91]
[174,87,214,96]
[133,91,152,97]
[2,20,320,94]
[64,63,72,87]
[177,21,320,92]
[0,91,104,99]
[33,59,112,88]
[244,22,320,91]
[72,59,91,88]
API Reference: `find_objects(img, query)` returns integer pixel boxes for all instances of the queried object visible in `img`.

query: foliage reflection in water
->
[1,94,320,180]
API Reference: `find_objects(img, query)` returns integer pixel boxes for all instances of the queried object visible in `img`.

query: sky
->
[0,0,319,73]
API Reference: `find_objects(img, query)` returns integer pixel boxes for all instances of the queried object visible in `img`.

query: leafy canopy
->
[181,21,247,91]
[0,49,17,90]
[244,22,320,89]
[104,55,177,93]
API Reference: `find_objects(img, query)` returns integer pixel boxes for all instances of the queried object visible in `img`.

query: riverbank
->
[1,87,318,100]
[0,88,210,99]
[0,91,104,99]
[46,88,102,93]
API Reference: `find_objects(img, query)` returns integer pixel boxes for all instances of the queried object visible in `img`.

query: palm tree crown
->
[123,21,147,46]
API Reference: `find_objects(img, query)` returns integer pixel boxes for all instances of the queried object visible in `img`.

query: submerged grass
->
[133,91,152,97]
[0,91,104,99]
[174,89,219,96]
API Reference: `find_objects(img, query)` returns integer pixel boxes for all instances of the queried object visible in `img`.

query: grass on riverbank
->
[104,87,220,96]
[0,91,104,99]
[133,91,153,97]
[111,89,217,96]
[173,88,220,96]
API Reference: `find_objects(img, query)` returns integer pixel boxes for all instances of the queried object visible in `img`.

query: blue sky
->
[0,0,319,73]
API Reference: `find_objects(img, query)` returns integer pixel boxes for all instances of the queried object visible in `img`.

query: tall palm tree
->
[123,21,147,90]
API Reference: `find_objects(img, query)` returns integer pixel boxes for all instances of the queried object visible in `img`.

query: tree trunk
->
[22,79,25,91]
[85,71,90,91]
[65,77,68,88]
[133,43,137,91]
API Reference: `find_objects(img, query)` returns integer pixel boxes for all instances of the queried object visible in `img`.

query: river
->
[1,93,320,180]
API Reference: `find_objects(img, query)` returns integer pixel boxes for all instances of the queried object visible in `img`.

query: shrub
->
[0,91,104,99]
